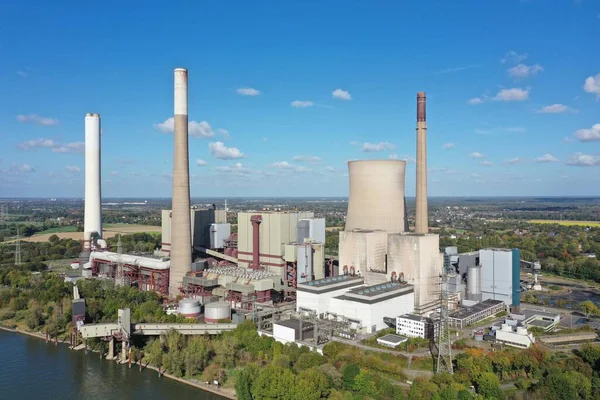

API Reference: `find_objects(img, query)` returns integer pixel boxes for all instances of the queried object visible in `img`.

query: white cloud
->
[583,73,600,97]
[291,100,314,108]
[17,138,84,154]
[537,104,573,114]
[236,87,261,96]
[209,141,245,160]
[442,143,455,149]
[293,155,321,163]
[468,97,485,105]
[480,161,493,166]
[501,50,528,64]
[434,65,480,75]
[154,117,218,138]
[65,165,80,173]
[503,157,524,164]
[390,153,415,163]
[218,128,230,138]
[268,161,311,173]
[263,137,268,141]
[19,164,35,172]
[196,159,208,166]
[507,64,543,78]
[492,87,530,102]
[506,127,526,133]
[332,89,352,100]
[16,114,59,126]
[52,142,85,153]
[535,153,560,163]
[563,136,574,143]
[17,71,27,78]
[566,153,600,166]
[358,141,396,152]
[325,166,335,172]
[574,124,600,142]
[475,129,492,135]
[470,152,484,159]
[109,171,119,176]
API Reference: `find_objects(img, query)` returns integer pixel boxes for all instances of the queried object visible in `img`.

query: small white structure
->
[178,298,201,318]
[272,319,313,344]
[396,313,434,339]
[377,334,408,348]
[495,324,535,349]
[204,301,231,323]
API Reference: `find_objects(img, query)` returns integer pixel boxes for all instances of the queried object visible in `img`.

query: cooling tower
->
[415,92,428,234]
[345,160,406,233]
[83,113,102,250]
[169,68,192,297]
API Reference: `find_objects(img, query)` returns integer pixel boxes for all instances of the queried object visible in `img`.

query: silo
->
[467,265,481,301]
[178,298,201,318]
[345,160,407,233]
[204,301,231,323]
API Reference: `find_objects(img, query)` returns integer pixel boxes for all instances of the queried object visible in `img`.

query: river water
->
[0,330,225,400]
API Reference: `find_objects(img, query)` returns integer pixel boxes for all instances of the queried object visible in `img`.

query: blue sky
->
[1,0,599,198]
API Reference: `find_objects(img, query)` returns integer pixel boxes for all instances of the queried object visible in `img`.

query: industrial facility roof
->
[347,282,412,297]
[377,334,408,345]
[449,299,504,321]
[398,313,429,323]
[297,275,364,293]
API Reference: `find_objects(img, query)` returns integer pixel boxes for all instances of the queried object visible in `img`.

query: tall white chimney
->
[84,113,102,250]
[415,92,428,234]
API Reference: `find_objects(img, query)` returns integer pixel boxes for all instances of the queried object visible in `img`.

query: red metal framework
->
[89,258,169,296]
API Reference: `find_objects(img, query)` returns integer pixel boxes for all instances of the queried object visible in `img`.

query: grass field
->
[19,224,161,243]
[529,220,600,227]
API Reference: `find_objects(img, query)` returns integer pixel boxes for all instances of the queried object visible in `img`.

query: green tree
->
[293,367,331,400]
[295,352,325,371]
[235,364,260,400]
[251,365,296,400]
[342,364,360,390]
[475,372,501,399]
[409,378,440,400]
[184,336,211,377]
[144,339,164,375]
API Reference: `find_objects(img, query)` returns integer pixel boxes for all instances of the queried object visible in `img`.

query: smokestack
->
[84,113,102,250]
[169,68,192,297]
[415,92,428,234]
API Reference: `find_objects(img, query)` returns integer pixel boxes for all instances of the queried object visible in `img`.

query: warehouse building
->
[448,299,505,329]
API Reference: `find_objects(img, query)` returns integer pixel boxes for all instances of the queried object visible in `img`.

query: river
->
[0,329,225,400]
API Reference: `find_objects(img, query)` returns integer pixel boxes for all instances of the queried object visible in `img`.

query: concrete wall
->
[338,230,388,284]
[237,211,313,274]
[297,284,362,315]
[480,248,513,306]
[387,233,442,314]
[273,324,296,343]
[328,292,414,333]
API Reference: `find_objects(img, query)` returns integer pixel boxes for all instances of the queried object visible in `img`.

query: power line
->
[436,267,453,374]
[15,226,22,266]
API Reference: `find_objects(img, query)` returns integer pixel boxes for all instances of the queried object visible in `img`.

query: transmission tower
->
[436,266,453,374]
[0,204,6,222]
[15,227,22,266]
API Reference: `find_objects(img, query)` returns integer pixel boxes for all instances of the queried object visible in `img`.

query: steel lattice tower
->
[436,267,453,374]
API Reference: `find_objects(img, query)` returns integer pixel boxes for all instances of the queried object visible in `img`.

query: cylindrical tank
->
[204,301,231,323]
[345,160,407,233]
[467,265,480,296]
[474,331,484,342]
[516,326,528,335]
[178,298,201,318]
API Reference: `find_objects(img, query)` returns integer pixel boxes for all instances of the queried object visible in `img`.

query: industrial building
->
[396,313,436,339]
[447,299,505,329]
[161,207,228,253]
[297,277,415,333]
[480,248,521,310]
[494,323,535,349]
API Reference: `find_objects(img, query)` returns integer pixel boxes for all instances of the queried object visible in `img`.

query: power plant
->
[74,72,522,355]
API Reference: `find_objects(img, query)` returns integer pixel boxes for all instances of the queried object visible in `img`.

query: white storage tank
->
[467,265,481,297]
[178,298,201,318]
[204,301,231,323]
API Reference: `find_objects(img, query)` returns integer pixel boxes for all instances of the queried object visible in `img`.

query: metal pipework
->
[415,92,428,234]
[169,68,192,297]
[250,215,262,270]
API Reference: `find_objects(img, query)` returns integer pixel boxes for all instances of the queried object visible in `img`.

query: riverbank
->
[0,324,235,399]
